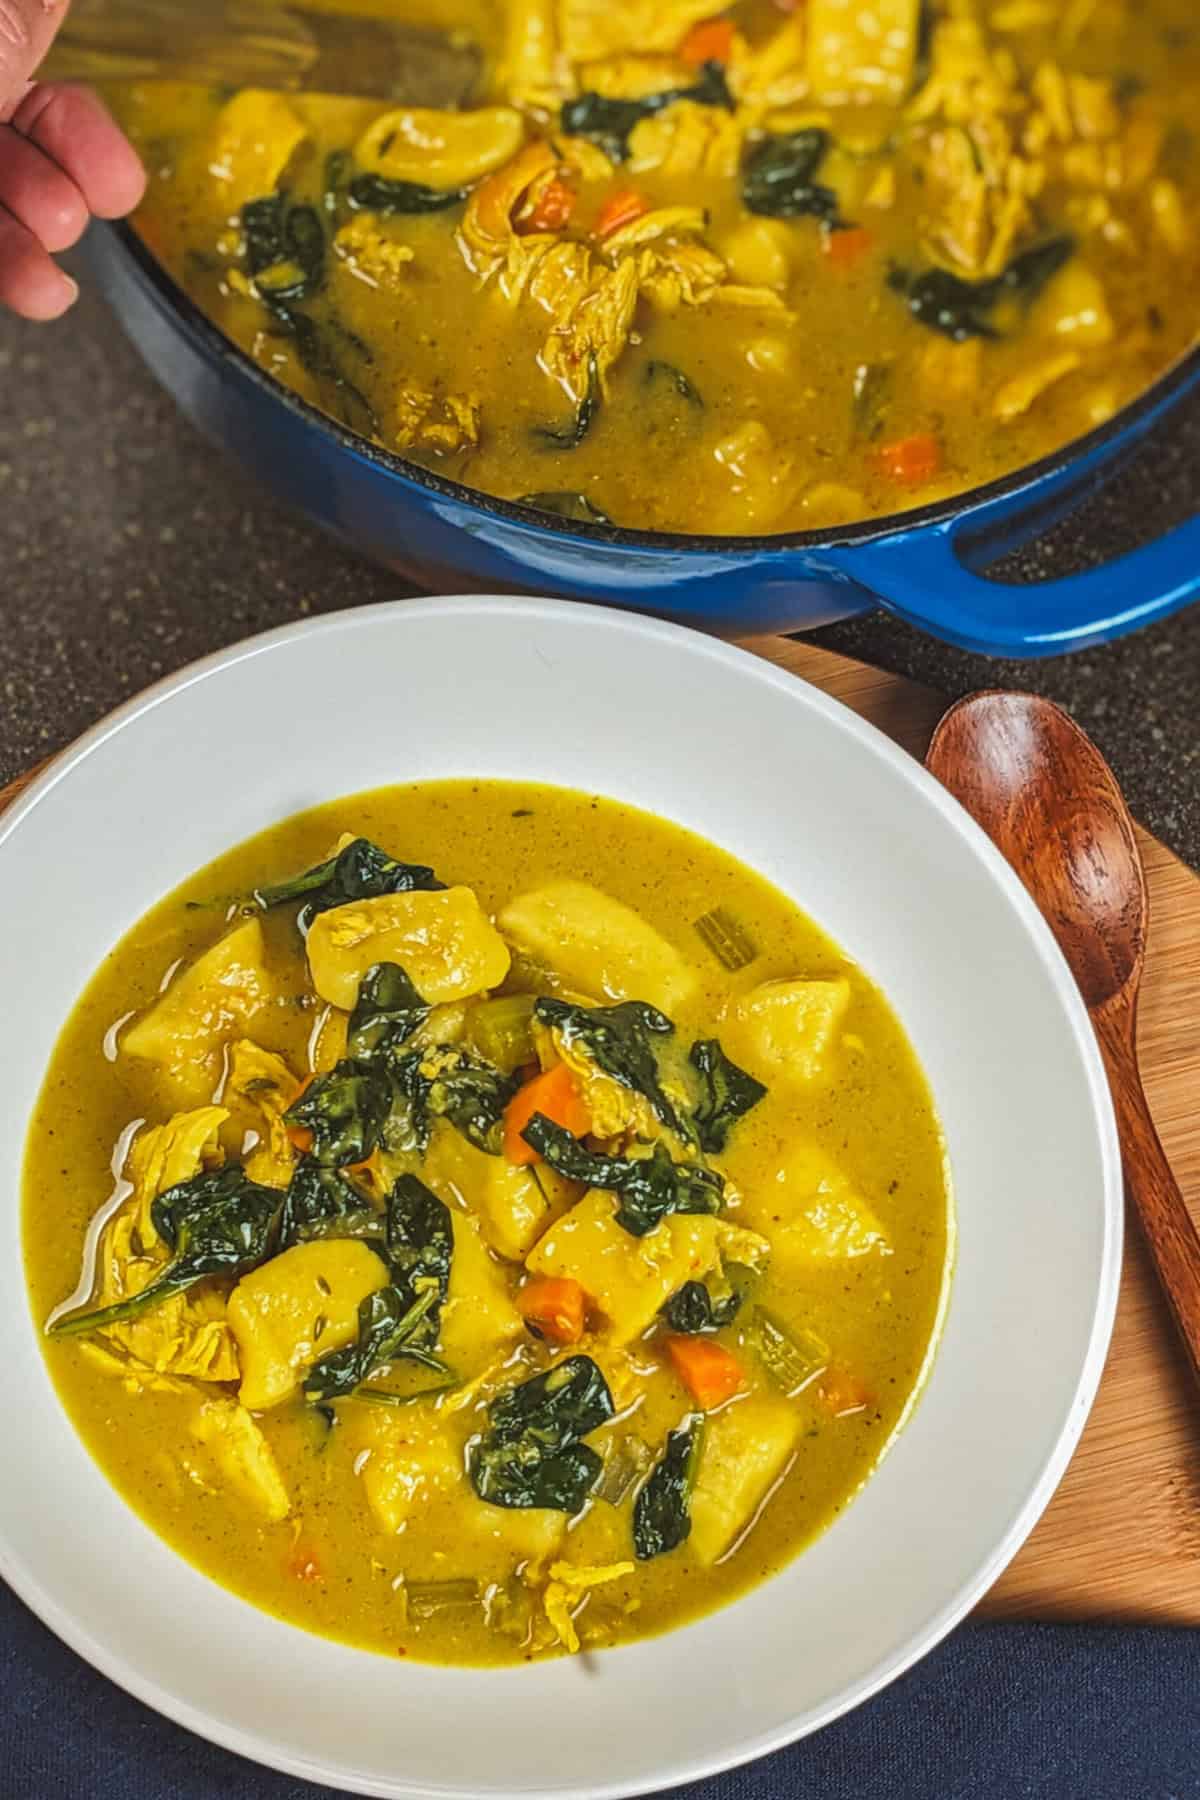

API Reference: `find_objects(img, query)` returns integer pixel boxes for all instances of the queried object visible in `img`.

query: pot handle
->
[825,506,1200,657]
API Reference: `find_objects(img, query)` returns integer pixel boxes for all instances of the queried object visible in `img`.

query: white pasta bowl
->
[0,596,1120,1799]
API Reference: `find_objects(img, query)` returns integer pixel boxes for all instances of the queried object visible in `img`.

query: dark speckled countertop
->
[2,248,1198,867]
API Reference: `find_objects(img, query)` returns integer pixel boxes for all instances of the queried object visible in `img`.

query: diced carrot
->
[503,1062,591,1164]
[595,188,649,239]
[665,1335,746,1410]
[288,1542,323,1582]
[679,16,735,65]
[519,1275,587,1344]
[823,224,873,269]
[818,1366,873,1417]
[874,433,943,486]
[286,1072,316,1154]
[519,175,576,235]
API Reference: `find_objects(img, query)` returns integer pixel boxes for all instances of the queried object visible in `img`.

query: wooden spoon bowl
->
[928,691,1200,1392]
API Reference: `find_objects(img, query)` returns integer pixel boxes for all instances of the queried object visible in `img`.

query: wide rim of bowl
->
[0,596,1124,1800]
[106,217,1200,557]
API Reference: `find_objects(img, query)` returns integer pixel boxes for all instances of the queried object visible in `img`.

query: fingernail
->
[61,274,79,306]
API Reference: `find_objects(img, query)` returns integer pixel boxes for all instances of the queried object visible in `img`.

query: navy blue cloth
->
[2,1580,1198,1800]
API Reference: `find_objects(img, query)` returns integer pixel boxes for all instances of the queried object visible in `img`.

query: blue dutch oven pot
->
[87,220,1200,657]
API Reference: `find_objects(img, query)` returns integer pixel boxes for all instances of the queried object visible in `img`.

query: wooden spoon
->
[45,0,482,106]
[927,690,1200,1387]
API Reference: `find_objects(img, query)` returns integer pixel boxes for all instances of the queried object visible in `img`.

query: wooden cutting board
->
[3,635,1198,1624]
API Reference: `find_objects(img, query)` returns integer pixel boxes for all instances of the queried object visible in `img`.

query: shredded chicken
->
[226,1040,302,1188]
[628,103,743,179]
[730,16,809,119]
[992,348,1082,419]
[542,1560,636,1653]
[558,0,716,64]
[191,1396,290,1521]
[334,216,416,290]
[806,0,921,106]
[539,256,641,402]
[459,139,563,293]
[93,1108,242,1383]
[392,386,482,455]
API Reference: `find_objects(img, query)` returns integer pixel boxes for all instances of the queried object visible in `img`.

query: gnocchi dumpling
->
[423,1122,574,1261]
[355,106,526,190]
[689,1393,800,1564]
[121,917,276,1103]
[228,1240,390,1411]
[725,975,851,1082]
[526,1189,721,1344]
[205,90,309,216]
[741,1140,890,1263]
[305,887,510,1010]
[499,880,697,1013]
[348,1405,566,1574]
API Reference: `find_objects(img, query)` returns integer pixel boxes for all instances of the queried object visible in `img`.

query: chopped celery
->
[749,1309,829,1396]
[352,1366,460,1408]
[595,1434,654,1506]
[404,1578,481,1617]
[466,993,537,1074]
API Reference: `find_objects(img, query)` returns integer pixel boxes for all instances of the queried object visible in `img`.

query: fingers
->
[0,201,77,318]
[0,122,86,249]
[9,82,145,218]
[0,0,68,122]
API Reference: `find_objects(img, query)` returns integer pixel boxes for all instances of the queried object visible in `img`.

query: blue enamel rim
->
[100,218,1200,655]
[109,218,1200,558]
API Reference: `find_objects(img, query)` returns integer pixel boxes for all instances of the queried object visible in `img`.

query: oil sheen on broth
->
[24,782,950,1665]
[106,0,1200,533]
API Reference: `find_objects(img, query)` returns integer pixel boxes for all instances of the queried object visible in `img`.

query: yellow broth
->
[24,781,950,1663]
[104,0,1200,532]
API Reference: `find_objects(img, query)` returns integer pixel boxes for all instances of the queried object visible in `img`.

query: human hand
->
[1,0,146,319]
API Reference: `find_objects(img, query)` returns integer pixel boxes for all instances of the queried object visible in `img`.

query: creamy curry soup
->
[105,0,1200,532]
[25,783,950,1664]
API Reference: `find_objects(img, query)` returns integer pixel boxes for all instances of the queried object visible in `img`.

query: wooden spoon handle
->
[1095,1004,1200,1387]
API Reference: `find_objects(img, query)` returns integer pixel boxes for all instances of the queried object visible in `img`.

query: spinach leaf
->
[384,1172,453,1340]
[518,491,612,525]
[534,996,683,1134]
[283,204,326,292]
[278,1158,368,1249]
[257,834,443,927]
[386,1045,517,1155]
[660,1279,740,1334]
[241,195,325,303]
[304,1283,447,1400]
[266,308,378,437]
[51,1165,281,1337]
[522,1116,723,1237]
[426,1052,518,1154]
[561,59,733,162]
[347,961,429,1061]
[242,193,286,276]
[283,1058,392,1167]
[852,361,892,440]
[644,360,704,407]
[689,1039,766,1152]
[532,353,600,449]
[304,1173,452,1399]
[742,129,841,223]
[634,1416,704,1560]
[888,235,1075,341]
[323,148,352,215]
[469,1355,614,1511]
[348,173,467,214]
